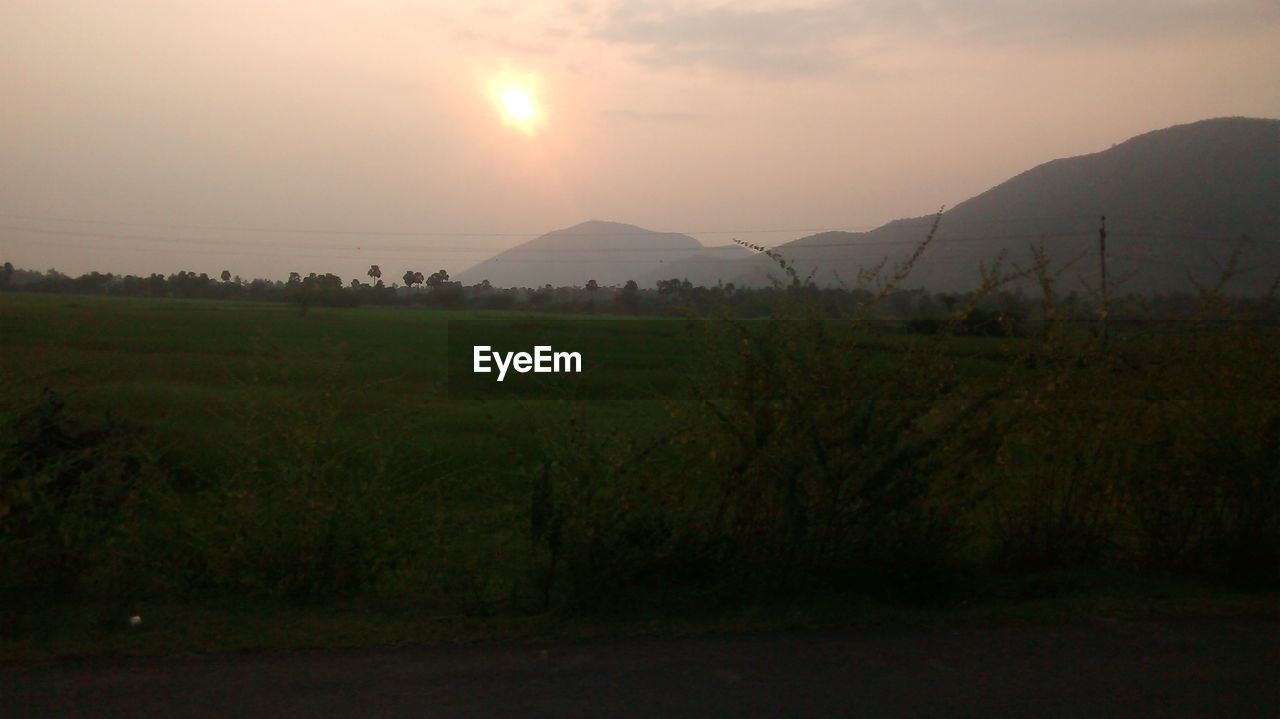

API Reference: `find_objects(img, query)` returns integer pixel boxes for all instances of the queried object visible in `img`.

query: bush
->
[0,389,170,597]
[526,219,1280,610]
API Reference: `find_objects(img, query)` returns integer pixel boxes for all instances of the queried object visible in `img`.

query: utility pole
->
[1098,215,1109,352]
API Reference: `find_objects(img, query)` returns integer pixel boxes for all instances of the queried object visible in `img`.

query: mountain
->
[455,220,751,288]
[709,117,1280,294]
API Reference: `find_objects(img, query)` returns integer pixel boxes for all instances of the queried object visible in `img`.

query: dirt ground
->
[3,618,1277,718]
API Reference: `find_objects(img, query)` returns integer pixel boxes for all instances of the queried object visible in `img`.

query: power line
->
[0,213,852,238]
[5,222,1273,256]
[6,210,1273,238]
[6,241,1269,271]
[0,224,1085,252]
[0,226,747,254]
[7,209,1269,237]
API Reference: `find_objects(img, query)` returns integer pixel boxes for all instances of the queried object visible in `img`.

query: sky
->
[2,0,1279,281]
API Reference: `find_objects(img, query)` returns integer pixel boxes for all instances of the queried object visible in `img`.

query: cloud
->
[453,28,560,56]
[938,0,1280,44]
[600,109,703,122]
[590,0,1280,77]
[596,2,857,77]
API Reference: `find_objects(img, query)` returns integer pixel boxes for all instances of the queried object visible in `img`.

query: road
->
[3,618,1277,718]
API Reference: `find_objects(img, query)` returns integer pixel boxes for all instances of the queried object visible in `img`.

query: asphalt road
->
[3,618,1277,718]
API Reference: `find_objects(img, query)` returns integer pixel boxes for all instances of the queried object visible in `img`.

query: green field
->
[0,293,672,471]
[2,292,1276,658]
[0,293,1017,466]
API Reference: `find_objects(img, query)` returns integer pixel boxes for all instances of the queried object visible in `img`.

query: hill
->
[715,117,1280,294]
[455,220,750,288]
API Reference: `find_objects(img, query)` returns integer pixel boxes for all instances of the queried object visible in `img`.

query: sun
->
[489,78,543,135]
[500,88,535,123]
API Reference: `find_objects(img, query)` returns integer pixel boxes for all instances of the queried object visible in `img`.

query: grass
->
[0,293,668,470]
[1,291,1276,660]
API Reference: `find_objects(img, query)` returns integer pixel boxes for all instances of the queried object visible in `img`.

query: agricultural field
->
[1,291,1276,658]
[0,293,668,469]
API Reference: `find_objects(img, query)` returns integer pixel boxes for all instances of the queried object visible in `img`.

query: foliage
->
[0,227,1275,633]
[523,215,1279,609]
[0,389,168,597]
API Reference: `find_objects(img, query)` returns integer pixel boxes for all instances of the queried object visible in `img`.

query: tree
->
[657,278,692,295]
[368,265,382,282]
[220,270,231,283]
[310,272,343,290]
[617,279,640,311]
[403,270,421,289]
[426,269,450,288]
[585,279,599,293]
[530,284,553,306]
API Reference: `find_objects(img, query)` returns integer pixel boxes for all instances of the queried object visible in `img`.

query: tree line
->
[1,259,1270,323]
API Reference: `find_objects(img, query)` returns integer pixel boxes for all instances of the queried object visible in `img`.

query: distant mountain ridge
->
[455,220,749,288]
[463,118,1279,293]
[725,117,1280,293]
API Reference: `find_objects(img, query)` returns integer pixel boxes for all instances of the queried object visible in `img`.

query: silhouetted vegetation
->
[4,259,1273,322]
[1,233,1277,645]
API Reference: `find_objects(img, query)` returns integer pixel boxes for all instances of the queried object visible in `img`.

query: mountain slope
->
[455,220,749,288]
[726,117,1280,293]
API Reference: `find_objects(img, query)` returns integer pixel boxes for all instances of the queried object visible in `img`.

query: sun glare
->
[501,88,535,123]
[489,78,543,135]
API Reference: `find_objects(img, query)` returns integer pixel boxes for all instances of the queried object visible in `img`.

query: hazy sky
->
[3,0,1279,281]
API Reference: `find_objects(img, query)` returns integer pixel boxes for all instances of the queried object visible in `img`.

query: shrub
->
[0,389,170,597]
